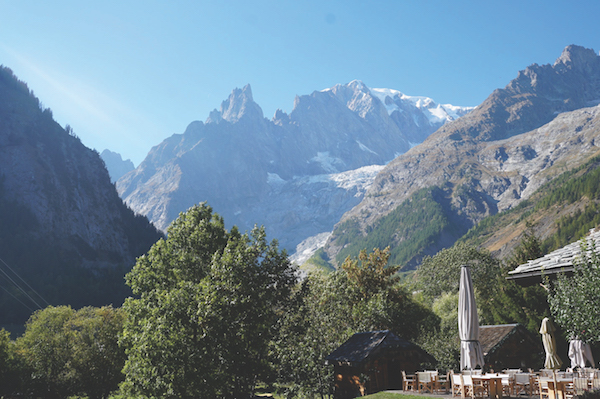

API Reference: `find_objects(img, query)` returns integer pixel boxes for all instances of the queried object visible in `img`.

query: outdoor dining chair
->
[451,372,464,398]
[563,380,575,399]
[573,377,588,396]
[418,371,435,394]
[501,373,514,396]
[537,377,550,399]
[462,374,486,398]
[402,370,415,391]
[513,373,531,396]
[437,371,450,393]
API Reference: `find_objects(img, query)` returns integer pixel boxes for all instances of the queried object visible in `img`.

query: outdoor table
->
[471,373,509,399]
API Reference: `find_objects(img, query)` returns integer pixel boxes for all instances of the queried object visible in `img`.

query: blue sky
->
[1,1,599,166]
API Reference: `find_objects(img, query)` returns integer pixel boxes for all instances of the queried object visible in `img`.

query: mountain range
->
[323,44,600,268]
[1,44,600,335]
[116,44,600,272]
[116,80,473,253]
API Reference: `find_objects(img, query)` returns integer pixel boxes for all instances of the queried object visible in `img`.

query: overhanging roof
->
[325,330,435,367]
[507,228,600,286]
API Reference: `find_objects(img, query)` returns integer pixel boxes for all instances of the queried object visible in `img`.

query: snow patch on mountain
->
[328,164,384,192]
[357,140,378,155]
[370,87,474,126]
[267,172,286,185]
[310,151,345,173]
[290,231,332,266]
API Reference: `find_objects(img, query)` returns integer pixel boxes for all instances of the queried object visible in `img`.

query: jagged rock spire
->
[206,84,264,124]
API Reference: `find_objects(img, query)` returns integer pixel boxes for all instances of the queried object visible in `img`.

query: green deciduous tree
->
[548,239,600,343]
[414,244,499,371]
[120,203,297,399]
[273,272,353,398]
[15,305,125,399]
[341,247,399,299]
[17,306,77,398]
[0,328,22,397]
[486,223,550,332]
[415,243,501,315]
[70,306,127,399]
[274,248,437,397]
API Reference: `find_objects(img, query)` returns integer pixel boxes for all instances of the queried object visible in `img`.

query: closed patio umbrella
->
[458,265,484,370]
[540,317,562,370]
[540,318,563,399]
[568,339,595,369]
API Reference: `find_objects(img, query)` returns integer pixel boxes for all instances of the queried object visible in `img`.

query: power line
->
[0,256,50,306]
[0,283,36,313]
[0,256,49,310]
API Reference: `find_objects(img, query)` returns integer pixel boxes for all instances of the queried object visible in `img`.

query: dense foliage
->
[548,239,600,343]
[414,235,551,371]
[415,243,501,306]
[274,247,438,398]
[14,305,125,399]
[120,203,298,399]
[334,186,469,269]
[413,244,501,371]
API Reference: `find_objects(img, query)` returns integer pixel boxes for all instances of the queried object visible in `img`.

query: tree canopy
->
[548,239,600,343]
[415,242,501,306]
[120,203,298,399]
[15,305,125,399]
[273,247,437,397]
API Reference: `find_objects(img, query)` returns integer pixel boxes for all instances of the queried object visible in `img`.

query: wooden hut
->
[479,323,544,371]
[325,330,436,398]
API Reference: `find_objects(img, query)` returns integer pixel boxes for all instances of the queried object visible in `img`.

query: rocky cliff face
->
[117,81,472,252]
[0,66,162,326]
[324,45,600,267]
[100,149,135,183]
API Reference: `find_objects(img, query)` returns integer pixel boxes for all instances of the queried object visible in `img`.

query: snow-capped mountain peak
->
[370,87,474,125]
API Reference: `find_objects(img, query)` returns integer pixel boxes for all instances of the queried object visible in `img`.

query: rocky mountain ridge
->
[0,66,163,327]
[323,45,600,268]
[100,149,135,183]
[117,81,472,252]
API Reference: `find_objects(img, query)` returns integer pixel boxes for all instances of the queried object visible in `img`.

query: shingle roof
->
[479,323,541,358]
[325,330,433,366]
[507,227,600,285]
[479,324,520,356]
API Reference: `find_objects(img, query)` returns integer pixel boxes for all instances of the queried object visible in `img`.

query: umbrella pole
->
[553,369,558,399]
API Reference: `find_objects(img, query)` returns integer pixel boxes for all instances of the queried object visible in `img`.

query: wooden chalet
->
[325,330,436,398]
[479,323,544,371]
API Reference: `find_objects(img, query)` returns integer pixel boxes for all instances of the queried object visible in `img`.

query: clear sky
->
[1,1,599,166]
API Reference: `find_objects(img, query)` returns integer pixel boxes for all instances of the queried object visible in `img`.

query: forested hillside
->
[460,154,600,257]
[0,67,163,332]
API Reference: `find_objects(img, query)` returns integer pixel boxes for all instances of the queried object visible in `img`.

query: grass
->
[363,393,425,399]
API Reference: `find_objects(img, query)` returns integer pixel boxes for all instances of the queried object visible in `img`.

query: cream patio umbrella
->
[458,265,485,370]
[540,317,563,370]
[568,338,595,369]
[540,318,563,399]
